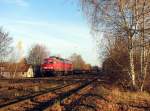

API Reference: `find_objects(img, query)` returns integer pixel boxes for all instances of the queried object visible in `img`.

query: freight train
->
[41,56,73,76]
[41,56,100,76]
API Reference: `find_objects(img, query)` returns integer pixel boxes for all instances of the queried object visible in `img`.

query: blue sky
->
[0,0,100,65]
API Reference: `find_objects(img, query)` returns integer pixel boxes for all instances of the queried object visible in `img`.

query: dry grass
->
[87,84,150,111]
[96,85,150,107]
[111,88,150,103]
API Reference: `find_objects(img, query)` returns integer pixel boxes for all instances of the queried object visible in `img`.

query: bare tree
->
[26,44,49,77]
[80,0,150,90]
[70,53,85,70]
[0,27,13,61]
[27,44,49,66]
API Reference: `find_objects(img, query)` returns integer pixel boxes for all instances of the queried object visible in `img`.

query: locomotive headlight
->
[44,67,47,69]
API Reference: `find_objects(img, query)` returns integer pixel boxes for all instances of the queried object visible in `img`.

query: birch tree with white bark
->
[80,0,150,90]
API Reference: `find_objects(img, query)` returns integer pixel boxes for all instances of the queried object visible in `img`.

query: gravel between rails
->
[46,79,98,111]
[31,78,97,111]
[0,78,97,111]
[0,81,76,109]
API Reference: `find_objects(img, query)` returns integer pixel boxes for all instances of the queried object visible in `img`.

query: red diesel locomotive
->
[41,56,73,76]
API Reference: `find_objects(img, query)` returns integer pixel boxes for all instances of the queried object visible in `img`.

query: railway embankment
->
[66,79,150,111]
[0,74,150,111]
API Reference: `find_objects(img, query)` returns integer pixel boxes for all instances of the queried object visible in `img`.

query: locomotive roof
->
[49,56,72,63]
[49,56,64,60]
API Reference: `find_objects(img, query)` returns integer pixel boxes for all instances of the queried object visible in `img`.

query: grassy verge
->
[95,84,150,109]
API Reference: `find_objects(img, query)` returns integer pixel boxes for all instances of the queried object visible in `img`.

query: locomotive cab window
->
[48,61,53,64]
[44,60,53,64]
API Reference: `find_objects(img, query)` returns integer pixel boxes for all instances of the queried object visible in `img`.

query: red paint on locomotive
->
[41,56,73,76]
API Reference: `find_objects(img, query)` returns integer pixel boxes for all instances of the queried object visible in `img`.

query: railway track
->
[0,82,73,108]
[0,74,97,83]
[49,78,98,111]
[0,76,98,111]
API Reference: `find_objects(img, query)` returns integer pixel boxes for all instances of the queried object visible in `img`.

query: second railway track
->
[0,76,98,111]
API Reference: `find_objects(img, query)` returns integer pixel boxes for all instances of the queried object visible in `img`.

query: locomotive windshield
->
[48,61,53,64]
[44,59,53,64]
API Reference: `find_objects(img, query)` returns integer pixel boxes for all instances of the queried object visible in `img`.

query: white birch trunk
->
[140,47,149,91]
[129,48,136,87]
[128,32,136,88]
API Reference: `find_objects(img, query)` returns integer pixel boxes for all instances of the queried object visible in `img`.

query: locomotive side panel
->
[41,56,73,76]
